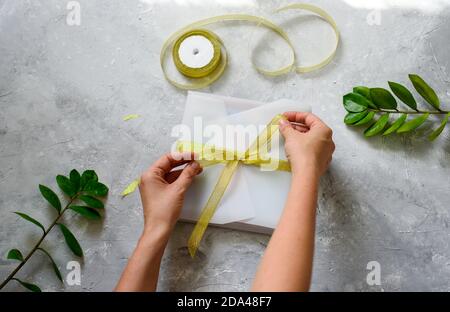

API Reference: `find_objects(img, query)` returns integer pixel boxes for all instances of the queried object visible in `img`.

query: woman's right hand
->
[279,112,335,178]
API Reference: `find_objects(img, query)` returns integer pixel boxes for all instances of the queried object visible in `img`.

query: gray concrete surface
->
[1,0,450,292]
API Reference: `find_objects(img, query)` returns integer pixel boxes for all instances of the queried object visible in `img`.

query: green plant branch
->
[369,108,450,115]
[0,194,79,290]
[1,169,107,292]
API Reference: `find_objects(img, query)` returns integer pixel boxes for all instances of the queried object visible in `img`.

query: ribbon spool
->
[172,29,222,79]
[160,3,340,90]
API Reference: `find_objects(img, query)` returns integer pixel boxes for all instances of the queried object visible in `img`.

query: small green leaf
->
[84,181,109,197]
[37,248,63,282]
[353,86,370,99]
[409,74,440,110]
[79,195,104,209]
[12,278,41,292]
[397,113,430,134]
[388,81,417,110]
[364,114,390,137]
[353,86,377,109]
[39,185,61,214]
[14,212,45,233]
[70,169,81,193]
[80,170,98,189]
[354,111,376,126]
[370,88,397,110]
[383,114,407,136]
[343,93,370,113]
[58,223,83,257]
[56,175,76,198]
[353,86,378,109]
[429,113,450,141]
[7,249,23,261]
[345,111,369,125]
[69,206,101,220]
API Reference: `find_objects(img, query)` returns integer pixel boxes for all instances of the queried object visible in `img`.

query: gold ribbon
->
[161,3,340,90]
[177,115,291,257]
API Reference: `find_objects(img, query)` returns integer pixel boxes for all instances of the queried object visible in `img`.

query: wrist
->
[140,223,172,246]
[291,172,320,188]
[291,159,321,181]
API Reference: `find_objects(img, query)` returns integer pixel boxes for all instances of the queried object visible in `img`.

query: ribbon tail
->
[188,160,240,258]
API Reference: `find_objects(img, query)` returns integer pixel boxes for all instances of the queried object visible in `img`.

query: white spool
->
[178,35,215,69]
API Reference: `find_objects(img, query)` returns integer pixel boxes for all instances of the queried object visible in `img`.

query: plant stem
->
[0,195,78,290]
[370,109,450,115]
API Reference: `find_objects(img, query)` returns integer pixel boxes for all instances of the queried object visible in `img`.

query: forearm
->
[115,225,171,292]
[252,167,319,292]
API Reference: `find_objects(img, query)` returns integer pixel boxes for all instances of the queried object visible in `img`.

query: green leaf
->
[364,114,390,137]
[409,74,440,110]
[14,212,45,233]
[80,170,98,189]
[69,205,101,220]
[79,195,104,209]
[39,185,61,214]
[345,111,369,125]
[353,86,370,99]
[343,93,370,113]
[370,88,397,110]
[58,223,83,257]
[56,175,76,198]
[429,113,450,141]
[388,81,417,110]
[353,86,377,109]
[383,114,407,136]
[70,169,81,193]
[397,113,430,134]
[84,181,109,197]
[37,248,63,282]
[12,278,41,292]
[7,249,23,261]
[354,111,376,126]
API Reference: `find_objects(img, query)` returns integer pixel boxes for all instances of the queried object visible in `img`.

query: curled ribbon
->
[161,3,340,90]
[177,115,291,257]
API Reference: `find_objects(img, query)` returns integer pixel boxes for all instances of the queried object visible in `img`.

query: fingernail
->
[279,119,289,127]
[171,152,184,161]
[190,161,200,170]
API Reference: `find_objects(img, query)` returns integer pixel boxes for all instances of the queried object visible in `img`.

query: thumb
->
[279,119,296,139]
[172,161,202,192]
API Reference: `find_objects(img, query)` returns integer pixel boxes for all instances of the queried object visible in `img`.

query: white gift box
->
[176,92,311,234]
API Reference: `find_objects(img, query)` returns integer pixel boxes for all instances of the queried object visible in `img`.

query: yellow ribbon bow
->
[177,115,292,257]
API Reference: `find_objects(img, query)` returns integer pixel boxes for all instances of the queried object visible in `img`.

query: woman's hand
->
[279,112,335,178]
[253,112,334,292]
[139,153,203,237]
[115,153,202,292]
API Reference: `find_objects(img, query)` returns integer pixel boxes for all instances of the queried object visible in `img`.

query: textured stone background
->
[0,0,449,292]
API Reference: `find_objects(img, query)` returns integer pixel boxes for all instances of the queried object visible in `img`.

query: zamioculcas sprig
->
[0,169,108,292]
[343,74,450,141]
